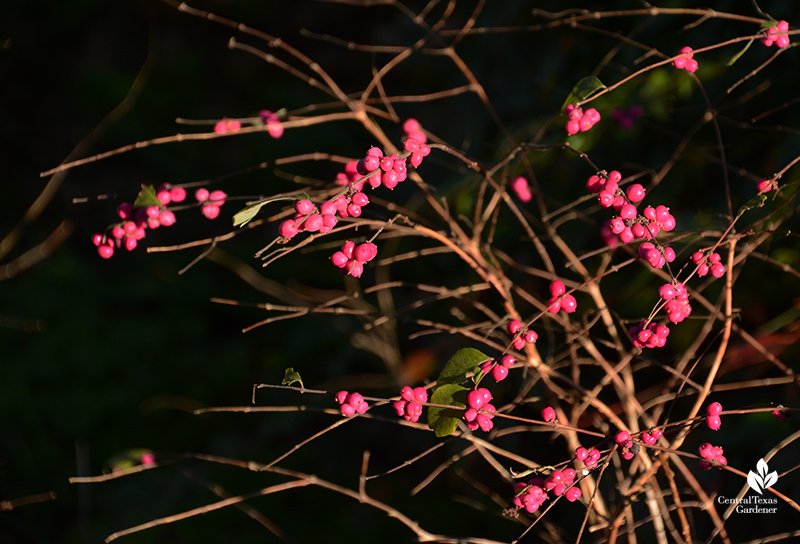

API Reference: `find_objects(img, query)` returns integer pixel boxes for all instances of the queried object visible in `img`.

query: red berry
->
[541,406,556,423]
[507,319,522,335]
[550,280,566,297]
[706,402,723,416]
[706,415,722,430]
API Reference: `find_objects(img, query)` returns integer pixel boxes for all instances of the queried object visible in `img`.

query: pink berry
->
[507,319,522,335]
[586,175,604,193]
[561,294,577,313]
[97,244,114,259]
[706,415,722,430]
[279,219,299,239]
[615,431,631,445]
[513,337,526,350]
[303,213,323,232]
[575,447,588,461]
[547,297,561,314]
[626,184,645,202]
[550,280,566,297]
[202,205,220,220]
[710,263,726,278]
[295,199,314,215]
[331,251,348,268]
[159,210,176,227]
[341,241,355,259]
[565,487,582,502]
[170,187,186,202]
[346,259,364,277]
[194,188,210,202]
[524,330,538,344]
[492,365,509,382]
[355,242,377,262]
[566,119,580,135]
[597,191,614,208]
[707,402,723,416]
[467,390,486,410]
[541,406,556,423]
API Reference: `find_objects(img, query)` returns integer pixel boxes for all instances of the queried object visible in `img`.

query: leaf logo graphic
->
[747,458,778,494]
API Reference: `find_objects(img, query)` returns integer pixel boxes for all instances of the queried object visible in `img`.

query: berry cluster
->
[547,280,577,314]
[259,109,284,139]
[195,188,228,220]
[564,104,601,135]
[464,387,497,432]
[511,176,532,203]
[393,386,428,423]
[279,198,341,239]
[92,184,227,259]
[335,390,369,417]
[214,118,241,134]
[639,241,676,269]
[402,118,426,146]
[330,240,378,278]
[706,401,723,430]
[574,446,602,470]
[610,105,643,131]
[93,185,187,259]
[641,428,663,445]
[762,20,790,48]
[691,251,726,278]
[511,470,582,513]
[507,319,538,350]
[658,282,692,324]
[698,442,727,470]
[629,320,671,349]
[673,47,698,73]
[478,354,515,383]
[614,430,639,460]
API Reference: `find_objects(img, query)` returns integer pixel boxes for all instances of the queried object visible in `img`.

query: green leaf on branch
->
[737,193,767,217]
[562,76,606,110]
[427,383,468,437]
[726,38,754,66]
[281,367,304,389]
[233,192,310,228]
[133,185,161,209]
[435,347,490,386]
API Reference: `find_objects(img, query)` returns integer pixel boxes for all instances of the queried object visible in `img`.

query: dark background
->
[2,1,799,543]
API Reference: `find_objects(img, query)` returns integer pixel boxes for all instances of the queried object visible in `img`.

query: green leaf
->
[281,367,304,388]
[436,347,490,386]
[726,38,754,66]
[133,185,161,209]
[233,192,310,228]
[737,193,767,217]
[562,76,606,110]
[427,383,468,437]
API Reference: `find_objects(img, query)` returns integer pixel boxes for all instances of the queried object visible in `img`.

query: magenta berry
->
[706,402,722,416]
[507,319,522,335]
[565,487,582,502]
[549,280,566,297]
[541,406,556,423]
[615,430,631,445]
[706,414,722,431]
[295,199,314,215]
